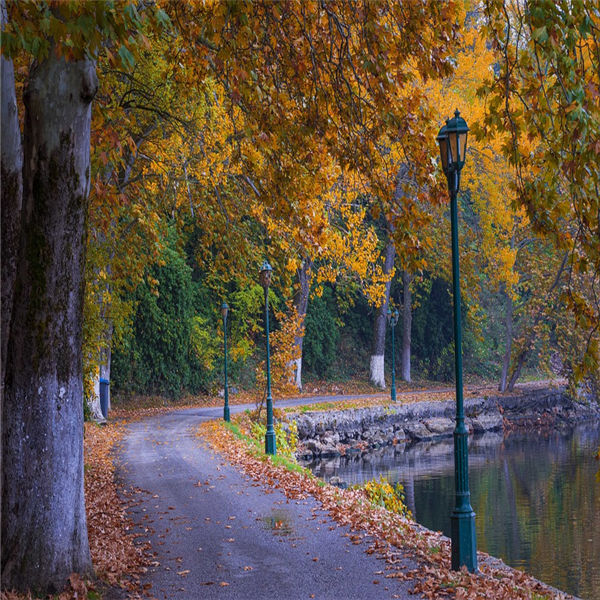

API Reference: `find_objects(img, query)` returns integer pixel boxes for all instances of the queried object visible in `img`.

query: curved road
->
[117,395,421,600]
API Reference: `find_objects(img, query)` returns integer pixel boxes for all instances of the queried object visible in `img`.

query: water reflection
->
[300,424,600,599]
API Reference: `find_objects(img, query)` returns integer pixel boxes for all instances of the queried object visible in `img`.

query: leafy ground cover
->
[1,381,568,600]
[202,416,574,600]
[1,414,168,600]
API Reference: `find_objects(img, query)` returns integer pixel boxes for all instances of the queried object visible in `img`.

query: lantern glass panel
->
[438,136,449,171]
[449,131,459,167]
[459,131,468,162]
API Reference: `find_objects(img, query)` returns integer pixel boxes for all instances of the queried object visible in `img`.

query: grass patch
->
[224,420,313,479]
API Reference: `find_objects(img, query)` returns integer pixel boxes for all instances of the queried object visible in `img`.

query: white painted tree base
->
[293,357,302,391]
[87,374,106,423]
[370,354,386,388]
[402,356,411,383]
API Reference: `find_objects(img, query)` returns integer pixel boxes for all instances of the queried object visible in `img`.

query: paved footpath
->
[117,394,424,600]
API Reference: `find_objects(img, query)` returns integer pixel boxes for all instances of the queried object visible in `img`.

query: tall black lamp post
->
[437,110,477,573]
[387,307,399,403]
[221,302,230,422]
[259,260,276,455]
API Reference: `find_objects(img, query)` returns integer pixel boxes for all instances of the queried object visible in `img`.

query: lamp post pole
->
[449,172,476,572]
[222,302,230,422]
[388,307,399,403]
[437,110,477,573]
[260,261,276,455]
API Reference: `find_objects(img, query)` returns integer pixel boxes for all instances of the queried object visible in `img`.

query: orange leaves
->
[255,299,302,396]
[83,422,148,590]
[167,0,463,247]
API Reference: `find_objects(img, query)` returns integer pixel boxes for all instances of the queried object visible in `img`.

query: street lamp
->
[259,260,276,455]
[221,302,230,422]
[437,109,477,573]
[387,307,399,403]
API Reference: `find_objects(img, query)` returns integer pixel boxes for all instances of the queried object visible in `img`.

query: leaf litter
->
[199,418,575,600]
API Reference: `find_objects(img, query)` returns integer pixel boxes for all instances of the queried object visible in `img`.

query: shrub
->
[363,477,412,519]
[249,419,298,458]
[303,285,340,377]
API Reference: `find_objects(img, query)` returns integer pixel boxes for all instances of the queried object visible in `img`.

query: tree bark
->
[89,324,113,422]
[507,252,568,392]
[292,257,312,390]
[499,290,513,392]
[507,252,569,392]
[1,0,23,394]
[2,53,97,593]
[401,270,412,383]
[370,229,395,388]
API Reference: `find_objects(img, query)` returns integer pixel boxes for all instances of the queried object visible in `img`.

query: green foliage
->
[3,1,167,64]
[332,284,373,379]
[303,285,340,377]
[362,477,412,519]
[112,229,217,397]
[190,315,220,372]
[410,277,455,381]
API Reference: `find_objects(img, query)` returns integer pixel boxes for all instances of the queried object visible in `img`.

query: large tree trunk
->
[1,0,23,393]
[401,270,412,383]
[2,53,97,593]
[292,257,312,390]
[499,290,513,392]
[369,230,395,388]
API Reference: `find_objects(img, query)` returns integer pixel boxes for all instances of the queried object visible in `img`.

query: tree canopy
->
[2,0,599,593]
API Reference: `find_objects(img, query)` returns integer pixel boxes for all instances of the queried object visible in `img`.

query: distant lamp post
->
[437,109,477,573]
[387,306,399,403]
[221,302,230,422]
[259,260,276,455]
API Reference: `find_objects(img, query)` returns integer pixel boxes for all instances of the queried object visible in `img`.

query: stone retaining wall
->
[290,387,600,459]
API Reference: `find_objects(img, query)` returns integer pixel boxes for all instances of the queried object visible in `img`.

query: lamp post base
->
[224,406,230,422]
[265,429,276,455]
[450,510,477,572]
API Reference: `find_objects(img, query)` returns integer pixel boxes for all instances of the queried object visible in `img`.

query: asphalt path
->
[117,394,423,600]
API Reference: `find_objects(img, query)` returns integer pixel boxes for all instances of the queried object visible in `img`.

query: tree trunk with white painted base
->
[292,258,312,390]
[401,270,412,383]
[369,233,395,388]
[89,339,112,422]
[2,53,96,593]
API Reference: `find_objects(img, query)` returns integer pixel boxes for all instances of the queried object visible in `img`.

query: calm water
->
[300,424,600,599]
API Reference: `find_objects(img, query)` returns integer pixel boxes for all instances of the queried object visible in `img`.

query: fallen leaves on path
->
[84,421,150,592]
[2,419,150,600]
[200,419,574,600]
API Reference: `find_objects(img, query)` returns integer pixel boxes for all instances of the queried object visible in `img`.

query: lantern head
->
[444,109,469,171]
[259,260,273,290]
